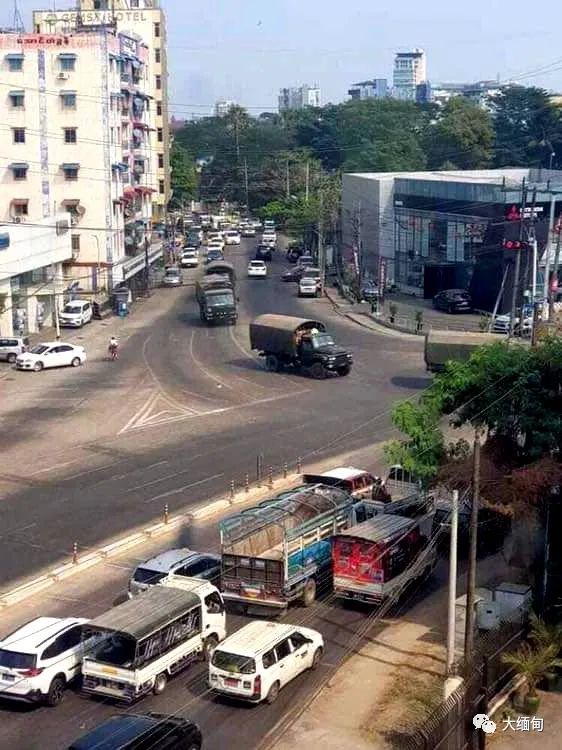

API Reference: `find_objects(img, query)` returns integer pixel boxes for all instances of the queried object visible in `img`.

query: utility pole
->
[318,189,325,293]
[144,235,150,293]
[244,158,249,209]
[446,489,459,676]
[509,180,527,337]
[543,189,557,308]
[305,161,310,203]
[549,217,562,321]
[286,159,290,199]
[464,433,481,663]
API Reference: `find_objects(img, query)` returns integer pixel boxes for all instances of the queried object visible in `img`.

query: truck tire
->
[309,362,326,379]
[202,634,219,661]
[265,354,280,372]
[337,365,351,376]
[302,578,317,607]
[153,672,168,695]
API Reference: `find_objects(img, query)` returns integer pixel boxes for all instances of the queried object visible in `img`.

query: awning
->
[109,53,123,61]
[113,197,124,205]
[58,53,77,60]
[9,90,24,97]
[61,199,85,216]
[134,155,148,162]
[131,59,142,70]
[60,89,76,96]
[9,162,28,170]
[61,163,80,170]
[5,53,24,60]
[123,187,135,197]
[10,199,28,206]
[110,91,124,98]
[112,162,129,172]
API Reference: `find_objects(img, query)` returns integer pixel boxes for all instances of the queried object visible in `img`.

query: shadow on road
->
[390,375,432,390]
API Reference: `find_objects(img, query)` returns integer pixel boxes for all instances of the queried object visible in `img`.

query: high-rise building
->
[392,49,427,101]
[214,99,235,117]
[348,79,388,101]
[278,84,320,112]
[0,28,156,293]
[34,0,171,223]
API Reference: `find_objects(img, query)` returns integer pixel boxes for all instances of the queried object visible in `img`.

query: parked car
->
[67,713,203,750]
[162,266,183,287]
[223,230,241,246]
[58,300,93,328]
[205,248,224,264]
[0,616,88,705]
[255,244,272,261]
[247,260,268,278]
[16,342,86,372]
[180,249,199,268]
[281,265,315,282]
[432,289,472,313]
[360,281,379,303]
[209,621,323,704]
[298,277,319,297]
[128,548,221,597]
[491,313,533,336]
[286,246,303,263]
[0,336,29,364]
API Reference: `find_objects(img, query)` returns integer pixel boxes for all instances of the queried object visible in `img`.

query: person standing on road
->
[108,336,119,360]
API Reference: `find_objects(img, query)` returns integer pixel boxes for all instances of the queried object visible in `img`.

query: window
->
[61,92,76,109]
[130,0,140,6]
[63,165,79,180]
[59,626,82,651]
[155,74,161,90]
[7,55,23,72]
[159,179,165,194]
[154,22,161,38]
[204,592,223,614]
[275,639,292,661]
[155,48,161,63]
[158,153,164,169]
[63,128,77,144]
[9,92,24,108]
[59,55,76,72]
[290,632,309,650]
[12,165,27,181]
[262,649,276,669]
[12,128,25,144]
[12,201,28,216]
[71,235,80,251]
[157,101,162,116]
[157,127,163,142]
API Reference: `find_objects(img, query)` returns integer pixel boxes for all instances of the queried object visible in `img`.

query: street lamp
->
[550,152,556,170]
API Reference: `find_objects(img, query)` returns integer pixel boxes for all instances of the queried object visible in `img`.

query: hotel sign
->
[38,11,149,27]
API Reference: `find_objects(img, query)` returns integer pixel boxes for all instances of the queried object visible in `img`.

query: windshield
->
[132,567,167,585]
[30,345,49,354]
[0,649,36,669]
[208,293,234,307]
[212,650,256,674]
[311,334,335,349]
[165,269,180,277]
[62,304,82,314]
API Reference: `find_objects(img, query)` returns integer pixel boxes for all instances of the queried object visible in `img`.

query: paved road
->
[0,239,425,590]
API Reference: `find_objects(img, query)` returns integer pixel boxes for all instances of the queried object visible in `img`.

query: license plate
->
[224,677,239,687]
[1,673,15,682]
[102,667,118,676]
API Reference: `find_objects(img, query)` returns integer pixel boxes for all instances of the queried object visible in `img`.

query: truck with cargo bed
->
[250,314,352,378]
[196,262,237,325]
[424,330,501,372]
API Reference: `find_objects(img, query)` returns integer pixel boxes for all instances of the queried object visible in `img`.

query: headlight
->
[210,673,218,682]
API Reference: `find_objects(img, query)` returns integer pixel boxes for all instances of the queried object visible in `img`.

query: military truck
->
[424,330,501,372]
[196,269,237,326]
[250,314,352,378]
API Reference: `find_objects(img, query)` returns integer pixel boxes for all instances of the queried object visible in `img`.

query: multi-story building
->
[34,0,171,223]
[0,216,72,337]
[392,49,427,101]
[0,29,154,292]
[278,84,320,112]
[348,79,388,101]
[430,80,503,109]
[214,99,235,117]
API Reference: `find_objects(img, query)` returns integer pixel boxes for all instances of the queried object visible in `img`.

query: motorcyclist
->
[108,336,119,359]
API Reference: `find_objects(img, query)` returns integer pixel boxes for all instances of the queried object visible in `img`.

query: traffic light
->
[502,239,526,250]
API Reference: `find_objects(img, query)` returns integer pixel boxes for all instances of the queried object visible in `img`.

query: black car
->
[360,281,379,302]
[255,244,272,261]
[205,249,224,264]
[68,713,202,750]
[433,289,472,313]
[281,265,314,282]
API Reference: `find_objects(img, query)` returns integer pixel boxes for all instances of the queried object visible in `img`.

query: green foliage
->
[425,98,494,169]
[528,612,562,652]
[169,142,198,208]
[502,642,562,697]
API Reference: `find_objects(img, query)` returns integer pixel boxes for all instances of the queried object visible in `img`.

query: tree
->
[169,142,197,208]
[425,98,494,169]
[490,85,562,168]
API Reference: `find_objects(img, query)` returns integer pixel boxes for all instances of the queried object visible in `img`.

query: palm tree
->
[502,642,562,699]
[528,612,562,653]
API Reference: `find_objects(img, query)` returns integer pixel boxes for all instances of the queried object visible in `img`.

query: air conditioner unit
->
[70,216,78,226]
[57,72,69,81]
[12,216,22,223]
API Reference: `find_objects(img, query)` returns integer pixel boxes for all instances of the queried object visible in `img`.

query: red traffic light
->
[502,239,524,250]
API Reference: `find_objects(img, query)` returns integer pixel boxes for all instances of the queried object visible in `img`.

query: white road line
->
[126,455,204,492]
[120,389,160,434]
[143,473,224,503]
[189,330,238,392]
[29,460,78,476]
[62,462,118,481]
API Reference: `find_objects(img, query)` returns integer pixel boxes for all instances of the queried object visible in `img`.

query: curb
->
[325,287,420,341]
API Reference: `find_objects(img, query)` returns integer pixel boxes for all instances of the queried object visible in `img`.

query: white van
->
[58,300,93,328]
[209,621,323,704]
[82,577,226,702]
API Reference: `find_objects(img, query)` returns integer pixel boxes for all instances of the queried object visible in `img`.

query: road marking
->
[126,454,205,492]
[143,473,224,503]
[30,460,78,476]
[189,330,238,392]
[119,390,200,434]
[62,462,117,481]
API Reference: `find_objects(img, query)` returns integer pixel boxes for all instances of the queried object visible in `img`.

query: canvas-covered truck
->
[250,314,353,378]
[196,267,237,325]
[220,485,378,611]
[424,330,501,372]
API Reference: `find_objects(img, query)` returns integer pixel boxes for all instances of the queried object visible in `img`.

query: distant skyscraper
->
[214,100,236,117]
[278,84,320,112]
[393,49,427,101]
[348,79,388,101]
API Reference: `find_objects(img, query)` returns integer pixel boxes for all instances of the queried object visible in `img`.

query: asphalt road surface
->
[0,239,430,750]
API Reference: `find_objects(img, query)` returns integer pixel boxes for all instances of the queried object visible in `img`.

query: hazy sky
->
[13,0,562,115]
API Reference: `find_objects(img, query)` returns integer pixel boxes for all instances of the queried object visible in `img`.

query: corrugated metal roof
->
[338,514,414,543]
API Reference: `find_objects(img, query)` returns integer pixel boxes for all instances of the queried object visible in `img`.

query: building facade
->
[0,29,155,292]
[0,215,72,336]
[341,169,562,312]
[214,99,235,117]
[348,79,388,101]
[392,49,427,101]
[34,0,171,223]
[431,80,503,109]
[278,84,320,112]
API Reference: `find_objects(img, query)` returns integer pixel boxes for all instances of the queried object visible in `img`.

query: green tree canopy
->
[425,97,494,169]
[169,142,198,208]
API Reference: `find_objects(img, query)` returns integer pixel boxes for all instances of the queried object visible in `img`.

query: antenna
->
[13,0,24,33]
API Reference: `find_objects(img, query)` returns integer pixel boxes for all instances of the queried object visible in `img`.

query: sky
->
[12,0,562,116]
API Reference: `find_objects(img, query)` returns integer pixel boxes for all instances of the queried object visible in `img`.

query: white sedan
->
[224,230,241,245]
[248,260,267,278]
[180,249,199,268]
[16,342,87,372]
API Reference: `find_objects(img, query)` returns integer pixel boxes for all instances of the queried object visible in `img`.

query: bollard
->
[230,480,235,500]
[163,504,169,524]
[245,473,250,493]
[297,456,302,474]
[283,461,288,479]
[257,454,263,485]
[268,466,274,489]
[72,541,78,565]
